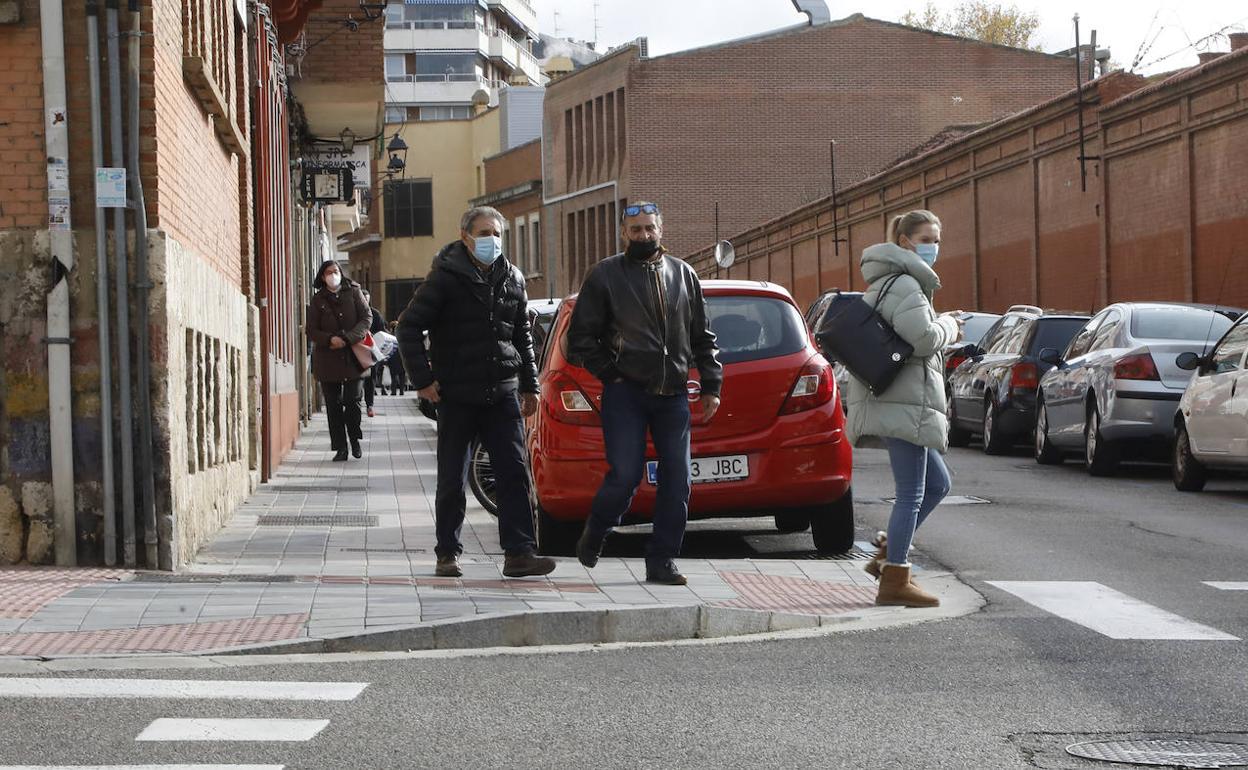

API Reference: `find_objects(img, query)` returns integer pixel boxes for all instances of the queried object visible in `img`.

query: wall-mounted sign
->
[305,145,371,190]
[300,166,355,204]
[95,167,127,208]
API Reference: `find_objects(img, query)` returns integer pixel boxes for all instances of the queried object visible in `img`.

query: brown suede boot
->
[864,532,887,580]
[875,564,940,608]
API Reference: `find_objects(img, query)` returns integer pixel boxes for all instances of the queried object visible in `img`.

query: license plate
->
[646,455,749,485]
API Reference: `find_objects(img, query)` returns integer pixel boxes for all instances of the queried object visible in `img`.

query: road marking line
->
[0,766,285,769]
[1203,582,1248,591]
[986,581,1240,640]
[136,718,329,742]
[0,679,366,701]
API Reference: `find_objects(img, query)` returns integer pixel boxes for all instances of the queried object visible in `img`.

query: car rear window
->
[1131,307,1233,342]
[1029,318,1089,355]
[707,296,807,364]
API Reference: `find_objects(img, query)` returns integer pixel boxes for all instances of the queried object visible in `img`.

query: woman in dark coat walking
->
[306,260,371,461]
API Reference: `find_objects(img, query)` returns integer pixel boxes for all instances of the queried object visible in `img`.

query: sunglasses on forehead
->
[622,204,660,219]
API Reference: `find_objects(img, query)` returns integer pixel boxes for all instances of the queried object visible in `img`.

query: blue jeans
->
[587,380,692,565]
[884,438,951,565]
[434,394,537,558]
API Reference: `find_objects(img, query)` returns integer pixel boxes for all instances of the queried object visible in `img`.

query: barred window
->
[384,179,433,238]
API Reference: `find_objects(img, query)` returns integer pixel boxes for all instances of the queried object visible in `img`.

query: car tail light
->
[779,360,834,415]
[546,372,601,425]
[1009,362,1039,391]
[946,354,967,373]
[1113,352,1160,381]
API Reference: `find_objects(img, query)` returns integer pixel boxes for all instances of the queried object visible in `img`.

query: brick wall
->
[542,15,1080,296]
[298,0,384,85]
[688,51,1248,320]
[0,0,46,230]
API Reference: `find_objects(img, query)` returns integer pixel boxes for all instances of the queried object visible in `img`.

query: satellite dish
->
[714,240,735,269]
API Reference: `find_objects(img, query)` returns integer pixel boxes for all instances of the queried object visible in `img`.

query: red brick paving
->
[716,571,876,616]
[0,568,133,619]
[0,612,309,656]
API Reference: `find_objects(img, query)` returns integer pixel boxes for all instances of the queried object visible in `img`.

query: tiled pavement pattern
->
[0,396,881,656]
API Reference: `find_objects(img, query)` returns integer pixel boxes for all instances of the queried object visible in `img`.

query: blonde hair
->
[888,210,941,246]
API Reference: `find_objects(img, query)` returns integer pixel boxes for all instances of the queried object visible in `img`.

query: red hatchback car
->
[527,280,855,556]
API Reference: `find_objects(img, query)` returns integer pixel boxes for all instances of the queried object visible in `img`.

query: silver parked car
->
[1034,302,1240,475]
[1172,312,1248,491]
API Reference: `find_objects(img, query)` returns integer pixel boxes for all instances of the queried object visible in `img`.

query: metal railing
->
[384,20,484,31]
[385,73,485,84]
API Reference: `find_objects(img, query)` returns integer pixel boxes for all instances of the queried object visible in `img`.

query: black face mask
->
[625,239,661,261]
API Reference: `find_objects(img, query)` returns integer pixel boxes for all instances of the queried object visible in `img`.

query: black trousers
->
[434,394,536,558]
[363,373,375,407]
[321,379,363,451]
[387,356,406,393]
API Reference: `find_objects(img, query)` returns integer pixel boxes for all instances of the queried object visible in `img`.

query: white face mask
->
[325,273,342,290]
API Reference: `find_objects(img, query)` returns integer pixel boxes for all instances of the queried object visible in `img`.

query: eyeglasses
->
[622,204,660,220]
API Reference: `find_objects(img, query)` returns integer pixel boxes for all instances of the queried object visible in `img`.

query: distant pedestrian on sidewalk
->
[385,321,407,395]
[846,210,965,608]
[306,260,370,462]
[362,289,385,416]
[566,201,723,586]
[397,205,555,579]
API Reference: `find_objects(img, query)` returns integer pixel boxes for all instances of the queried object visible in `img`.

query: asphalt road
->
[3,443,1247,769]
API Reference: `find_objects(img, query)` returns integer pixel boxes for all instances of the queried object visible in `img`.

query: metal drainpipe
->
[106,0,137,567]
[39,0,77,565]
[126,0,158,569]
[87,0,116,565]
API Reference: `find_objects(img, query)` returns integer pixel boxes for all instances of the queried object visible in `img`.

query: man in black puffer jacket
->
[397,206,555,579]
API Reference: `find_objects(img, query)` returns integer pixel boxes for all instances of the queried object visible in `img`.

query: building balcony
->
[488,0,537,38]
[486,32,542,84]
[384,26,489,53]
[384,75,497,106]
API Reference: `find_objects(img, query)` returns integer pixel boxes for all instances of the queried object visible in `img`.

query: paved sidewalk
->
[0,396,964,658]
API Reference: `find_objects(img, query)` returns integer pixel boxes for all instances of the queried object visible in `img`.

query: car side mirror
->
[1038,348,1063,366]
[1176,352,1204,372]
[960,343,980,358]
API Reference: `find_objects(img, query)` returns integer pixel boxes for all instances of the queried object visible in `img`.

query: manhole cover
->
[1067,739,1248,768]
[257,514,377,527]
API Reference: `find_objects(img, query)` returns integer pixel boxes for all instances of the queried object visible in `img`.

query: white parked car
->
[1173,312,1248,491]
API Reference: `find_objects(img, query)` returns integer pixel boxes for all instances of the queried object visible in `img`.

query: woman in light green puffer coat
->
[845,210,965,609]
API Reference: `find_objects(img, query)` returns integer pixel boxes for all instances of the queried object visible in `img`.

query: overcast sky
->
[532,0,1247,75]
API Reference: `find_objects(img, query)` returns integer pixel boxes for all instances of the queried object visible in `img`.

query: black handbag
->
[815,274,914,396]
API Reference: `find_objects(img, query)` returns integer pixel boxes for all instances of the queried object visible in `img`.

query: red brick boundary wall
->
[689,50,1248,317]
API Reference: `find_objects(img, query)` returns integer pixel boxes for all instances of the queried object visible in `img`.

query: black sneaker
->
[502,551,557,578]
[576,526,605,568]
[645,560,687,586]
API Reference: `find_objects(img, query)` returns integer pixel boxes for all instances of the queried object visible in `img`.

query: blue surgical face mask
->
[472,235,503,265]
[914,242,939,266]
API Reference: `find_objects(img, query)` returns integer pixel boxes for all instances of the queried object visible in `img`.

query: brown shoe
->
[435,555,463,578]
[502,552,557,578]
[864,531,887,581]
[875,564,940,608]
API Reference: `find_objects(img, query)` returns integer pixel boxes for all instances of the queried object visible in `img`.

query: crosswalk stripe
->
[1203,582,1248,591]
[0,766,285,769]
[135,719,329,743]
[986,581,1240,640]
[0,679,367,701]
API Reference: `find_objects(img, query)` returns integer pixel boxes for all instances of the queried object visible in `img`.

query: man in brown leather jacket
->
[566,202,722,585]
